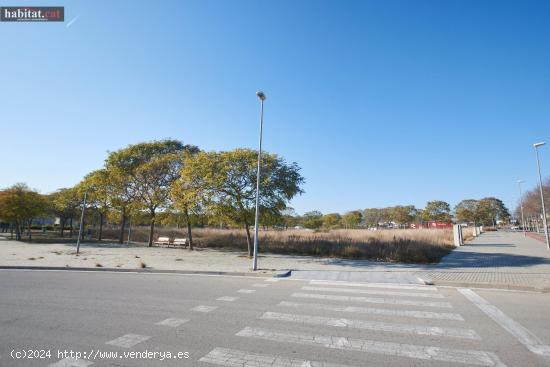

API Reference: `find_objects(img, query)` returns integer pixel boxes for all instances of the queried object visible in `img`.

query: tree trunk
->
[98,213,104,241]
[15,221,21,241]
[69,217,73,238]
[244,221,253,257]
[148,212,156,247]
[60,218,65,237]
[119,208,126,244]
[184,206,193,250]
[27,220,32,241]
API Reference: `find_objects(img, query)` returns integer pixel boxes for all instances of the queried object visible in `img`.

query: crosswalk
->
[200,279,507,367]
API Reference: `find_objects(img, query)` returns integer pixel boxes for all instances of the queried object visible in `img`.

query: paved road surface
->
[422,231,550,290]
[1,270,550,366]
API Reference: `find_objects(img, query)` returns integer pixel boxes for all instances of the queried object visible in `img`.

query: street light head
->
[256,91,266,101]
[517,180,524,184]
[534,142,546,148]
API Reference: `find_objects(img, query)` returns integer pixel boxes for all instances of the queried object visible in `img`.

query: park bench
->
[170,238,188,248]
[153,236,171,247]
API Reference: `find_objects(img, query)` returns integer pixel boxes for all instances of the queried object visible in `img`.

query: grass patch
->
[139,261,147,268]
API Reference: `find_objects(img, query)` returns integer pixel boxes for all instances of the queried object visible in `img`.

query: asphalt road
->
[1,270,550,367]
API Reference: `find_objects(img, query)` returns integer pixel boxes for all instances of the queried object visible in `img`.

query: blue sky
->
[1,0,549,215]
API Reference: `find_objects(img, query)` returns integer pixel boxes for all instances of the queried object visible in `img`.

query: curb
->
[0,266,277,278]
[427,279,550,293]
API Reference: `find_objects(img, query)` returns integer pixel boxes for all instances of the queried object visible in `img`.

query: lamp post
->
[517,180,526,237]
[533,142,550,249]
[252,91,266,271]
[76,192,87,255]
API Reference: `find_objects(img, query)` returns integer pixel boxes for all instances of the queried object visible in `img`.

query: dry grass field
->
[99,227,461,263]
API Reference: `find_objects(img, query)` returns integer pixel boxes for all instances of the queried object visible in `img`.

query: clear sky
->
[1,0,549,215]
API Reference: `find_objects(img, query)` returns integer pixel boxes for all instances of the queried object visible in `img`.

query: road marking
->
[252,283,270,287]
[459,288,550,358]
[217,296,239,302]
[48,358,93,367]
[278,301,464,321]
[292,292,452,308]
[155,318,189,327]
[302,286,444,299]
[191,305,218,313]
[260,311,479,339]
[236,327,506,366]
[310,280,438,291]
[106,334,150,348]
[199,347,354,367]
[237,289,256,294]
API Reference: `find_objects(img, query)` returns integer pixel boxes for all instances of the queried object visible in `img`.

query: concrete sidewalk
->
[418,231,550,291]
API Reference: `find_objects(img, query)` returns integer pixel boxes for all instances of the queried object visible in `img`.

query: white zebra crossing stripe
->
[310,280,438,291]
[236,327,506,366]
[302,286,445,299]
[292,292,452,308]
[237,289,256,294]
[155,318,189,327]
[260,312,479,339]
[48,358,93,367]
[459,288,550,358]
[191,305,218,312]
[278,301,464,321]
[252,283,270,287]
[199,347,354,367]
[106,334,150,348]
[217,296,239,302]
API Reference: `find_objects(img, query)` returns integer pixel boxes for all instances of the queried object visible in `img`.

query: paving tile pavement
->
[418,231,550,290]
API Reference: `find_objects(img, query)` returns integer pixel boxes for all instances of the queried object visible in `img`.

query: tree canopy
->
[422,200,452,222]
[176,149,304,255]
[0,183,48,240]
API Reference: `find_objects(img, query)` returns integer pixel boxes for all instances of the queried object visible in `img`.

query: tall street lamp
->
[252,91,266,271]
[517,180,526,237]
[76,192,87,255]
[533,142,550,249]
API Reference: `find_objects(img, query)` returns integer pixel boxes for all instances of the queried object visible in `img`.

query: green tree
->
[323,213,342,229]
[49,188,81,237]
[105,139,198,245]
[422,200,451,222]
[0,184,48,240]
[77,169,112,241]
[179,149,304,256]
[281,207,300,229]
[455,199,479,224]
[342,210,363,228]
[363,208,385,228]
[389,205,416,227]
[303,211,323,229]
[476,197,510,226]
[171,152,204,250]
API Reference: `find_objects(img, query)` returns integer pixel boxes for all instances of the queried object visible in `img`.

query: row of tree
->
[0,140,304,256]
[0,138,515,249]
[291,198,510,230]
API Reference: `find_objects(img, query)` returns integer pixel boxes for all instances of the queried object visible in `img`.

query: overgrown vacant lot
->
[102,227,458,263]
